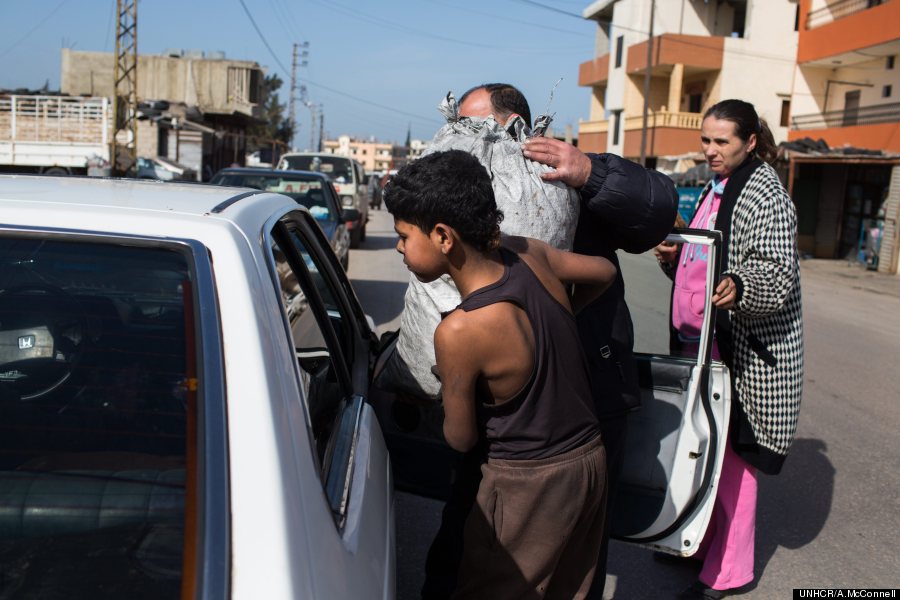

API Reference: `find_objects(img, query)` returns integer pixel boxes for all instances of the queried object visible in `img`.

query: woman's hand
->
[712,276,738,310]
[654,241,679,266]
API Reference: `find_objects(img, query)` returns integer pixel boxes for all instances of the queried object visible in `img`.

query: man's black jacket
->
[573,153,678,418]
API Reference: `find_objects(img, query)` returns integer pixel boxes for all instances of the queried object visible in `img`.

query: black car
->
[210,168,353,269]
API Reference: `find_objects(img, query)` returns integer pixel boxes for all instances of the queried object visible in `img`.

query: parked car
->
[0,174,733,598]
[276,153,369,248]
[209,168,352,270]
[134,156,198,181]
[0,175,389,599]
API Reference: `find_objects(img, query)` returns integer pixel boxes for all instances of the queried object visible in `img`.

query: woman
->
[656,99,803,599]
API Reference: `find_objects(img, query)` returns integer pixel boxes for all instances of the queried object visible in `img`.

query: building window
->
[884,85,893,98]
[780,100,791,127]
[731,6,746,37]
[688,93,703,114]
[612,110,622,146]
[227,67,251,104]
[615,36,624,69]
[887,56,895,70]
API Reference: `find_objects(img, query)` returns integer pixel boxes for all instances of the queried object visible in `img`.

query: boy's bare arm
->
[434,315,481,453]
[525,237,617,289]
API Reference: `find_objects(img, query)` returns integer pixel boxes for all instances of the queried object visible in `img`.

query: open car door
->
[614,229,730,556]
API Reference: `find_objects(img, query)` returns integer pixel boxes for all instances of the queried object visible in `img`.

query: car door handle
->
[688,451,703,459]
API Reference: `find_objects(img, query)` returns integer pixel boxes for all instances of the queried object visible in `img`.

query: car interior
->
[0,238,192,597]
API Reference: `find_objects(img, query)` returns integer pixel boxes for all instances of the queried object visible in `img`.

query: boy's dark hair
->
[384,150,503,252]
[459,83,533,128]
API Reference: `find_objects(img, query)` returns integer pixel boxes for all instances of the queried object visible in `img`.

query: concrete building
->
[322,135,398,173]
[320,136,429,174]
[785,0,900,274]
[578,0,798,163]
[788,0,900,152]
[60,49,265,179]
[408,139,428,161]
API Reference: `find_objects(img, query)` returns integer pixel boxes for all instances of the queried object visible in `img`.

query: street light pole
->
[639,0,656,167]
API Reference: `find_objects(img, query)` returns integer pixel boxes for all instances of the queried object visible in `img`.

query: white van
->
[278,153,369,247]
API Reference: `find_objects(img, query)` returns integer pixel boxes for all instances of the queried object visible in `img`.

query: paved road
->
[350,208,900,598]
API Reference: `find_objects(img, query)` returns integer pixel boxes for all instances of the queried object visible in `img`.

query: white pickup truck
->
[0,95,110,175]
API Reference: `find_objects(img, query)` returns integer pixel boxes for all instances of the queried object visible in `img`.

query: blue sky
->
[0,0,598,146]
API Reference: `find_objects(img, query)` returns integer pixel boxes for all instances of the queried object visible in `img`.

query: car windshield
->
[0,237,197,598]
[211,173,338,222]
[280,155,353,184]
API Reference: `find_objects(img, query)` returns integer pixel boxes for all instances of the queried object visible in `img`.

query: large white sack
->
[376,92,580,400]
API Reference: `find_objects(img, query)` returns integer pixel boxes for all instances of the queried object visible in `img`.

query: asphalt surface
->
[349,208,900,599]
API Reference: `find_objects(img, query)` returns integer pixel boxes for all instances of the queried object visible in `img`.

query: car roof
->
[212,167,330,179]
[0,174,286,218]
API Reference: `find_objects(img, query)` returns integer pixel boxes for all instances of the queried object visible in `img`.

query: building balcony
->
[621,111,704,158]
[789,101,900,152]
[791,101,900,129]
[578,110,703,156]
[579,54,610,86]
[805,0,890,29]
[626,34,724,76]
[798,0,899,63]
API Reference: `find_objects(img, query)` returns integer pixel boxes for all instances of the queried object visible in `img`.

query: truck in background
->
[0,95,110,176]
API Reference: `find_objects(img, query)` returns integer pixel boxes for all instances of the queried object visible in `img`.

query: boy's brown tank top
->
[458,247,600,460]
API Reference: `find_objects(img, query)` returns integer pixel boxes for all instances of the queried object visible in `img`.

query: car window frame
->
[263,209,368,529]
[0,225,230,600]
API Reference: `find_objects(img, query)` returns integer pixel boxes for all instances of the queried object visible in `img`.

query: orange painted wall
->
[789,122,900,153]
[627,34,724,74]
[798,0,900,63]
[623,127,700,159]
[579,55,610,86]
[579,131,608,154]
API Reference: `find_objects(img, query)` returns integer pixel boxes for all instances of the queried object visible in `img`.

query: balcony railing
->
[624,111,703,131]
[791,102,900,130]
[806,0,889,29]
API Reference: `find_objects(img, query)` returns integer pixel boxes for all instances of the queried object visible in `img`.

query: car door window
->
[267,215,364,527]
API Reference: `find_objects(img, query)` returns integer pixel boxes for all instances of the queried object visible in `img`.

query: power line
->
[505,0,584,19]
[422,0,591,36]
[307,0,583,53]
[0,0,72,60]
[237,0,441,125]
[238,0,292,76]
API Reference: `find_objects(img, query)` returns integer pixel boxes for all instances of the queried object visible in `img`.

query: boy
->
[384,150,616,599]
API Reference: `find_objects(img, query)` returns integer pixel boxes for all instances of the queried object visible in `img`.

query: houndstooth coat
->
[705,158,804,475]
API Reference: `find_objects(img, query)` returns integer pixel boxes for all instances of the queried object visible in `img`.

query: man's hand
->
[522,137,592,188]
[711,275,738,310]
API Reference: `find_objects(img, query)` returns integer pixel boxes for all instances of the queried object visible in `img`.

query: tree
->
[251,74,294,146]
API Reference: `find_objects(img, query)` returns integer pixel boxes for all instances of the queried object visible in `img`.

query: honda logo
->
[18,335,35,350]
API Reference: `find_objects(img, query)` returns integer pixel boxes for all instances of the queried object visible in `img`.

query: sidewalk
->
[800,258,900,300]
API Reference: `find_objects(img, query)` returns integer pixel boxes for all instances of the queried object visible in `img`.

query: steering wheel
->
[0,284,89,401]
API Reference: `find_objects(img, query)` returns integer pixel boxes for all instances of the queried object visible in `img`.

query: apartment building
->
[578,0,798,164]
[322,135,394,173]
[60,48,265,178]
[786,0,900,272]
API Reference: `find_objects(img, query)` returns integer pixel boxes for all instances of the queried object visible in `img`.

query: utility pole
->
[318,106,324,152]
[112,0,138,175]
[639,0,656,167]
[289,42,309,151]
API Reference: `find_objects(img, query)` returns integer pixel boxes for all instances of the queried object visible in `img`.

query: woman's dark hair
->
[384,150,503,252]
[704,99,778,164]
